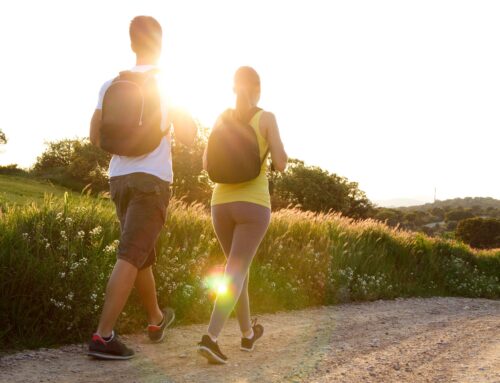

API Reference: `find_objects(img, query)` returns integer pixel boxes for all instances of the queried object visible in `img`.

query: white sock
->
[243,328,254,339]
[102,330,115,342]
[208,333,218,343]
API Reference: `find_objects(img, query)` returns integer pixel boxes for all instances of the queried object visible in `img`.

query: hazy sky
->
[0,0,499,204]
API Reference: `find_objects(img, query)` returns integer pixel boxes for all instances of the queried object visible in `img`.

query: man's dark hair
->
[129,16,162,56]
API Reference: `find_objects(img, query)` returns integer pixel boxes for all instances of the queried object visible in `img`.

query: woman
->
[198,66,288,364]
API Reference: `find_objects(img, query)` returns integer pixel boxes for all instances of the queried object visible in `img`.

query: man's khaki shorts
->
[109,172,170,269]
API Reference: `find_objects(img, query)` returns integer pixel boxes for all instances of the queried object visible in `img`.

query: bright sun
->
[157,61,234,128]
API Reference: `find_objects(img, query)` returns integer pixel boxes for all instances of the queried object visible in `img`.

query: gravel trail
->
[1,297,498,383]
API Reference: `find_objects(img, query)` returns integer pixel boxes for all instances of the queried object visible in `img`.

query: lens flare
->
[217,281,228,295]
[203,265,231,300]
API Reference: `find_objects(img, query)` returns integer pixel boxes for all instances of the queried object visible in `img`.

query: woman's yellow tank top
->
[211,110,271,209]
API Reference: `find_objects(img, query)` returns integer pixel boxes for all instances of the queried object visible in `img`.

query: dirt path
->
[1,297,499,383]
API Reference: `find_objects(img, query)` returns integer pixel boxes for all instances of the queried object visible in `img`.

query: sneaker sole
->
[197,346,227,364]
[149,312,176,343]
[87,351,134,360]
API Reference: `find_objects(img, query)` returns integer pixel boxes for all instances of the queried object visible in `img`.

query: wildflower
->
[45,243,51,249]
[50,298,65,309]
[90,293,97,301]
[90,226,103,237]
[80,257,88,265]
[65,217,73,226]
[76,230,85,239]
[21,233,29,240]
[104,243,117,255]
[60,231,67,241]
[67,292,74,301]
[59,272,66,278]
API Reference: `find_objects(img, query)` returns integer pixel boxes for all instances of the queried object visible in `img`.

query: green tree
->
[374,208,401,226]
[171,126,212,204]
[430,207,445,221]
[0,130,7,145]
[33,138,111,192]
[445,208,474,222]
[456,217,500,249]
[270,159,373,218]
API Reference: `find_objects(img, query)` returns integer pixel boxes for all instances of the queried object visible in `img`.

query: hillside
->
[0,175,73,205]
[398,197,500,212]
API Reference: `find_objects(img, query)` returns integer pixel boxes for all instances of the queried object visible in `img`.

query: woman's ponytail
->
[234,66,260,121]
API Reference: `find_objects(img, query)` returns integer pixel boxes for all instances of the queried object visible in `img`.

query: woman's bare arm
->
[261,112,288,172]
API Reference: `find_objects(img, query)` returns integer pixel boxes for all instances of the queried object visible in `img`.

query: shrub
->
[33,138,111,193]
[456,217,500,249]
[270,159,374,218]
[0,164,29,176]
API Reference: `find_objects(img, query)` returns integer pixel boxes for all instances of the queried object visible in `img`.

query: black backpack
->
[206,108,268,184]
[99,70,165,156]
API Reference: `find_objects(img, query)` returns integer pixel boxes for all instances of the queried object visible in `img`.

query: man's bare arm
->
[169,108,197,146]
[89,109,102,147]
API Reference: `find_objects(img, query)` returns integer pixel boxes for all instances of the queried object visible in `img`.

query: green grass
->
[0,174,74,204]
[0,176,499,351]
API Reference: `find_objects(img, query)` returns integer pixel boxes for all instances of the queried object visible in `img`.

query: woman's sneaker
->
[240,321,264,352]
[197,335,228,364]
[147,307,175,343]
[87,332,135,360]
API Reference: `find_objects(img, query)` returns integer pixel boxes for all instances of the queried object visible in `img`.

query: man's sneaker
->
[240,320,264,352]
[147,307,175,343]
[197,335,228,364]
[87,332,135,360]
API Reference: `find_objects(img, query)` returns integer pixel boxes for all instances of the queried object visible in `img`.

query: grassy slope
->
[0,175,73,204]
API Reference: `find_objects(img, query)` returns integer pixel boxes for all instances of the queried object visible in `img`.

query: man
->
[88,15,197,360]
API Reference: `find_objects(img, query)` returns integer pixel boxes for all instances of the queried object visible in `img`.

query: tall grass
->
[0,194,498,350]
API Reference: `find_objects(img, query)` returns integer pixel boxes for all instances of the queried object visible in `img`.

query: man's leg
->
[135,265,163,325]
[96,259,138,337]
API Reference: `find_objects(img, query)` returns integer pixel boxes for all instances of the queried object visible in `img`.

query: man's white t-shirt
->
[96,65,173,183]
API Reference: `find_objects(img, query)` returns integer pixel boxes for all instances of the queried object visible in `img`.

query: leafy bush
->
[32,134,213,201]
[445,208,474,222]
[1,193,498,350]
[456,217,500,249]
[270,159,374,218]
[0,164,29,176]
[33,138,111,193]
[171,127,212,204]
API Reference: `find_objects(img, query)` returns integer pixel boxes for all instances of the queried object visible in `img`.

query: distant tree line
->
[7,136,499,248]
[21,136,374,219]
[374,201,500,249]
